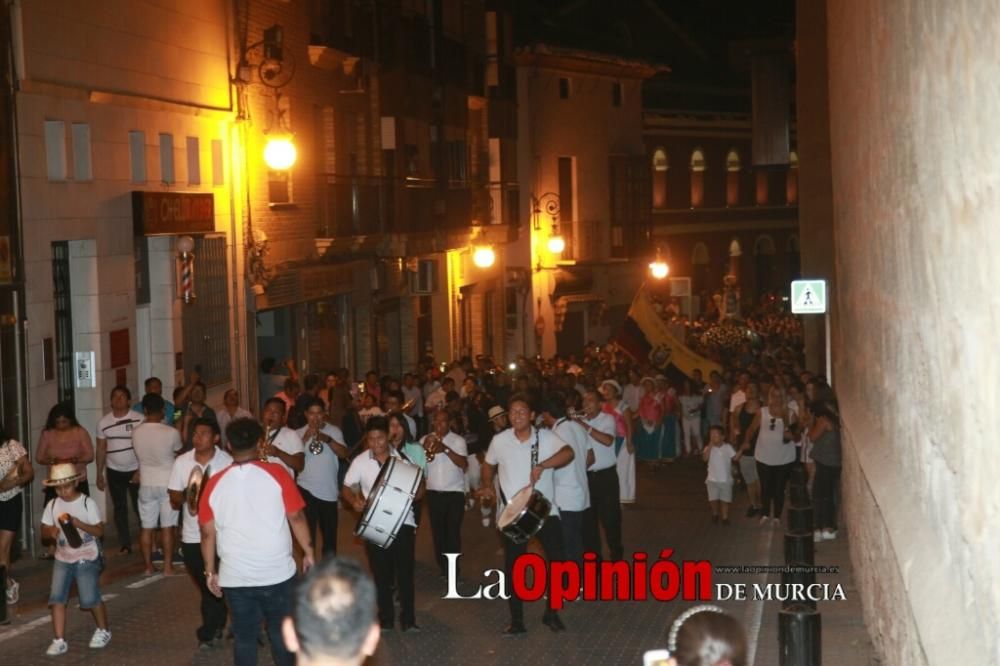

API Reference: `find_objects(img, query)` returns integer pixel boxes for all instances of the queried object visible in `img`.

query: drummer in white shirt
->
[261,398,305,478]
[540,392,591,568]
[342,416,426,633]
[420,410,468,578]
[479,394,574,636]
[295,397,348,557]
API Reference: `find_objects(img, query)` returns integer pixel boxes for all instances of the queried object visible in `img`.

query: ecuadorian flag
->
[616,286,723,379]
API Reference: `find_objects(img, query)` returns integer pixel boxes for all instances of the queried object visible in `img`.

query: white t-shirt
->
[754,407,797,466]
[97,410,144,472]
[582,412,617,471]
[343,449,417,527]
[421,431,468,493]
[42,494,103,563]
[265,427,305,479]
[679,395,703,420]
[168,447,233,544]
[485,427,565,518]
[133,422,182,487]
[551,419,590,512]
[295,423,345,502]
[199,461,305,588]
[217,407,253,445]
[729,390,747,414]
[706,443,736,483]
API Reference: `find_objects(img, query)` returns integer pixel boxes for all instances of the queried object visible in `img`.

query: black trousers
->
[813,462,842,530]
[366,524,416,627]
[559,509,586,568]
[584,467,623,560]
[181,542,228,642]
[757,461,793,519]
[503,516,564,624]
[106,469,139,548]
[299,487,338,556]
[426,490,464,575]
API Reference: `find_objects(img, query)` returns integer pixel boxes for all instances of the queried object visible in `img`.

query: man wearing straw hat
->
[39,463,111,656]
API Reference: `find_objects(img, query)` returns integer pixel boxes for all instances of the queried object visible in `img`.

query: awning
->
[551,268,594,301]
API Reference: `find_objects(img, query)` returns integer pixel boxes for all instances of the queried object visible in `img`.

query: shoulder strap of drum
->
[531,429,539,469]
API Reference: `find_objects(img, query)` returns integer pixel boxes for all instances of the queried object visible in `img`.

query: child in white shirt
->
[702,425,740,525]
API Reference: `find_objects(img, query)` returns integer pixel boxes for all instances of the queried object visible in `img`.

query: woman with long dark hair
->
[0,422,34,604]
[36,402,94,503]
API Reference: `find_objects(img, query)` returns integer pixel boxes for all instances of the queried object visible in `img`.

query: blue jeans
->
[49,558,102,608]
[223,577,295,666]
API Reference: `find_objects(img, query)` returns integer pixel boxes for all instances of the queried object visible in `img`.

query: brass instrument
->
[401,397,417,413]
[185,465,212,515]
[308,432,325,455]
[423,434,440,463]
[259,431,274,462]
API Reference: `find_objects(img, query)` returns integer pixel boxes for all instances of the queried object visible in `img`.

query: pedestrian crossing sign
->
[791,279,827,314]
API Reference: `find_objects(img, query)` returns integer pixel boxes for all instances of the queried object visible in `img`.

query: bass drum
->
[498,486,551,545]
[355,457,422,549]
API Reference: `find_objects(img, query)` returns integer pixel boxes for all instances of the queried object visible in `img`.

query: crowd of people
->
[0,292,842,663]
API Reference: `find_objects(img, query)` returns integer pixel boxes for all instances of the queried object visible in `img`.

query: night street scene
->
[0,1,993,665]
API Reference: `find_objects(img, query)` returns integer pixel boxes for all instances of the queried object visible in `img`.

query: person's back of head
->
[226,418,264,453]
[282,557,379,666]
[669,605,747,666]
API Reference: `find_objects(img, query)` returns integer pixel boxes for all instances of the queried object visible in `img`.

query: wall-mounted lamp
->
[177,235,196,304]
[472,245,496,268]
[532,192,564,268]
[264,135,297,170]
[649,249,669,280]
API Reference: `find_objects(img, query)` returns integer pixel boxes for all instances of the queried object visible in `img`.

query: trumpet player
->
[167,417,231,650]
[420,410,468,578]
[261,398,305,478]
[294,397,348,557]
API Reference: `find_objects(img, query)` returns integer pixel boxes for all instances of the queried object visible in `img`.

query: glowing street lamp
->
[649,258,669,280]
[264,136,297,170]
[472,245,496,268]
[546,234,566,255]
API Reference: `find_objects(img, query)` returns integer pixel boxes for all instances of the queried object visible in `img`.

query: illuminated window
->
[690,148,706,207]
[725,149,740,206]
[652,148,668,208]
[787,150,799,205]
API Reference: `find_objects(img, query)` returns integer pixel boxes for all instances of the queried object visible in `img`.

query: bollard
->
[781,565,818,610]
[784,530,814,565]
[790,465,808,488]
[788,505,814,532]
[790,482,811,508]
[0,564,7,625]
[779,604,822,665]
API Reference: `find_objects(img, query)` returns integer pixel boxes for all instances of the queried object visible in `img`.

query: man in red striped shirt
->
[199,418,315,666]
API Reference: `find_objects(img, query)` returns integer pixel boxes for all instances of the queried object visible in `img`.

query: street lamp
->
[649,249,669,280]
[532,192,564,259]
[472,245,496,268]
[264,135,297,170]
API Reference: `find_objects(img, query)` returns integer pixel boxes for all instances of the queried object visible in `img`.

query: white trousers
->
[682,418,702,454]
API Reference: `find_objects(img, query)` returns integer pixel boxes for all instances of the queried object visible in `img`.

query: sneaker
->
[46,639,68,656]
[5,578,18,605]
[822,529,838,540]
[481,517,490,527]
[89,629,112,649]
[151,550,164,563]
[758,515,769,526]
[745,506,757,518]
[814,530,824,543]
[772,517,781,527]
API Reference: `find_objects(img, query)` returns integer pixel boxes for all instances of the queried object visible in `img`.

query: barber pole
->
[178,242,196,304]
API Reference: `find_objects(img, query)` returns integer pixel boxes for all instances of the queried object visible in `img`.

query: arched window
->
[652,148,668,209]
[692,242,710,297]
[786,234,801,282]
[754,235,776,296]
[786,150,799,205]
[725,149,741,206]
[690,148,706,207]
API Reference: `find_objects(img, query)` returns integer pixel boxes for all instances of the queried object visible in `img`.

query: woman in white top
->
[744,387,798,525]
[0,427,34,604]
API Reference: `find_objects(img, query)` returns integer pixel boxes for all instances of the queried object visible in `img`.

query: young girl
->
[40,464,110,656]
[702,425,739,525]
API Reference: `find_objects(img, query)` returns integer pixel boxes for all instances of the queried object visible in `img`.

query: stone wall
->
[823,1,1000,664]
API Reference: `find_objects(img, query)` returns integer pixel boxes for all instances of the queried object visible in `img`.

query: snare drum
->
[498,486,551,544]
[355,457,423,549]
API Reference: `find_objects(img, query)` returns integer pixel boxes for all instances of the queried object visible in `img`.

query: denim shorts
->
[49,558,102,608]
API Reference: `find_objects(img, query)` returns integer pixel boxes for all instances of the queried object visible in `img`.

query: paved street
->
[0,460,875,665]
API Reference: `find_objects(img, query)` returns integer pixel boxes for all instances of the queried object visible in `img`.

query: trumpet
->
[401,397,417,413]
[259,432,273,462]
[423,434,441,463]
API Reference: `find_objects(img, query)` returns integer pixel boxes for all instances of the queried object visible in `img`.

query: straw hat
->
[487,405,507,421]
[43,463,84,487]
[600,379,622,396]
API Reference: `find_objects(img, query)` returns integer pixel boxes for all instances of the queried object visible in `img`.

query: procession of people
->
[0,288,839,663]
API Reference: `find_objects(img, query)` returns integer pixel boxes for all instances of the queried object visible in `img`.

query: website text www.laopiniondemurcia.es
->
[441,550,713,610]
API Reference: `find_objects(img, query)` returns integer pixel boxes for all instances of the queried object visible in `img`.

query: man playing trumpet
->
[261,398,305,478]
[420,410,468,578]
